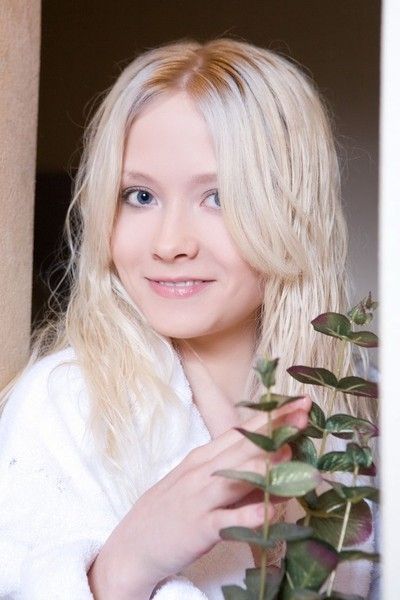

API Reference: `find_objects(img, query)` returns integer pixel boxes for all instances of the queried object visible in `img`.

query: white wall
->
[380,1,400,597]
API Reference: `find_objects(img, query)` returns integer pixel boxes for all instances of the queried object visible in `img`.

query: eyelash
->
[120,187,221,209]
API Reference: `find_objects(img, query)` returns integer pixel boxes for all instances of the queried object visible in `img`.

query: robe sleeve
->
[0,352,208,599]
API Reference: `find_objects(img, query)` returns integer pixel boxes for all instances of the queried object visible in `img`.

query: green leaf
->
[311,312,352,338]
[302,496,373,547]
[234,426,299,452]
[212,469,266,490]
[290,435,318,466]
[346,443,373,468]
[267,461,321,497]
[290,592,322,600]
[339,550,380,563]
[346,331,379,348]
[222,585,249,600]
[303,402,326,438]
[273,426,300,449]
[326,483,379,504]
[310,311,378,347]
[301,490,319,510]
[325,414,378,440]
[245,566,284,600]
[313,489,347,513]
[317,451,376,475]
[268,522,313,541]
[323,593,364,600]
[236,394,305,413]
[236,399,279,412]
[285,538,339,590]
[287,366,338,388]
[255,357,279,389]
[347,292,379,327]
[219,526,274,549]
[318,451,354,473]
[336,377,378,399]
[235,428,275,452]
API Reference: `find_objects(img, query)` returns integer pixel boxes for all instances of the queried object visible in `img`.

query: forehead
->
[122,91,217,183]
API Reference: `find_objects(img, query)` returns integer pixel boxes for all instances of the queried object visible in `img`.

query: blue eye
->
[204,191,221,209]
[122,187,155,207]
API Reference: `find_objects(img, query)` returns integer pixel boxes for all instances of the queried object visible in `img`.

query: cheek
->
[111,217,137,273]
[232,256,264,303]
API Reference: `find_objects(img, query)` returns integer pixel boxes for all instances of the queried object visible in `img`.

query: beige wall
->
[0,1,41,387]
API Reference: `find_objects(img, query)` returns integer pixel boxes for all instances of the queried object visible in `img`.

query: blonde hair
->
[1,38,369,505]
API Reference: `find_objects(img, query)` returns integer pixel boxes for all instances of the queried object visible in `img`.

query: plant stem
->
[259,390,273,600]
[325,466,359,597]
[319,338,348,457]
[304,339,348,529]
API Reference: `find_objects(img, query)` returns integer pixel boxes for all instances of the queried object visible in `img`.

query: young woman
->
[0,38,373,599]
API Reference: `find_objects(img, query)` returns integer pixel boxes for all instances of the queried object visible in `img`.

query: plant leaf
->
[303,402,326,438]
[311,312,352,338]
[266,461,321,497]
[347,292,379,327]
[236,399,280,412]
[236,395,305,413]
[346,443,373,468]
[219,526,274,549]
[317,451,376,475]
[255,357,279,389]
[325,414,379,440]
[326,483,379,504]
[222,585,249,600]
[244,566,284,600]
[346,331,379,348]
[323,593,364,600]
[235,428,275,452]
[290,591,322,600]
[273,426,300,449]
[212,469,266,490]
[311,313,378,347]
[268,522,313,541]
[336,377,378,399]
[285,538,339,590]
[290,435,318,466]
[302,497,373,547]
[287,366,338,388]
[339,550,380,563]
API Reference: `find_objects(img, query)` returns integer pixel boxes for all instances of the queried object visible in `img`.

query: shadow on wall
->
[32,173,72,326]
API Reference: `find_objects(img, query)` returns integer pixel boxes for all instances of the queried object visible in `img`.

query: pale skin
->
[88,91,311,599]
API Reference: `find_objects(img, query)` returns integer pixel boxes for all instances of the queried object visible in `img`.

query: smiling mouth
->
[154,280,209,287]
[146,278,214,298]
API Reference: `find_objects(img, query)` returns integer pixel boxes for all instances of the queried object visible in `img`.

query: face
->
[111,91,263,342]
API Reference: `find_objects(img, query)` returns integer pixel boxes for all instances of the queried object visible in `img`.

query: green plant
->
[215,293,379,600]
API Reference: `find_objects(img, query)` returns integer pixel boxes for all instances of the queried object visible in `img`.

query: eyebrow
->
[122,170,218,186]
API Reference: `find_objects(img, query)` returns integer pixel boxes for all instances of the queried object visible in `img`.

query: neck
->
[174,316,259,404]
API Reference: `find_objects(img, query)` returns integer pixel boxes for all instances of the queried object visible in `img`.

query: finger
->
[271,408,309,431]
[271,395,312,419]
[269,443,292,465]
[205,412,304,484]
[205,441,292,511]
[212,501,274,538]
[208,396,311,456]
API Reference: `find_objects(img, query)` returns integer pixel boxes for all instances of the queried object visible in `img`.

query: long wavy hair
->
[0,38,368,506]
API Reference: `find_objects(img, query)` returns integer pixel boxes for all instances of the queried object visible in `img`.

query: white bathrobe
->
[0,347,373,599]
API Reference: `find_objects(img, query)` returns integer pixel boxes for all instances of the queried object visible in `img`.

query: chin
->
[147,318,216,341]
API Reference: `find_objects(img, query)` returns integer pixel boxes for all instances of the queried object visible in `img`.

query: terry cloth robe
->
[0,347,374,599]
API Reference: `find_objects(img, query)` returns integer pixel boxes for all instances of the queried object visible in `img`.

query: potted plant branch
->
[214,293,379,600]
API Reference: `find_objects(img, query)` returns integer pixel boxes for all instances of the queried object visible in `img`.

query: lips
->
[147,277,213,283]
[146,278,214,299]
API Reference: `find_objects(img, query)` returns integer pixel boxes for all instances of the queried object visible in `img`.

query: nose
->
[152,203,199,262]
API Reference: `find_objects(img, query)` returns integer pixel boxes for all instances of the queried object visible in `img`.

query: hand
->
[89,396,311,598]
